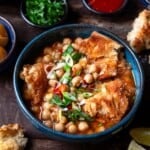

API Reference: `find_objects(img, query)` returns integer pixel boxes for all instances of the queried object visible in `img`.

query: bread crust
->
[0,124,28,150]
[127,9,150,53]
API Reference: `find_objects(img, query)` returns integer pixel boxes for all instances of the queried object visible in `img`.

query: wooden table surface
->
[0,0,150,149]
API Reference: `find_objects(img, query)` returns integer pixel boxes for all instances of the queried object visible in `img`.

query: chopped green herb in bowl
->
[20,0,68,28]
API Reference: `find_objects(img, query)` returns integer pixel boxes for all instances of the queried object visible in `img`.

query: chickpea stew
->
[20,31,135,135]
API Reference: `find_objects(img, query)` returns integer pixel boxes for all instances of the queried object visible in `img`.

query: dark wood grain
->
[0,0,150,149]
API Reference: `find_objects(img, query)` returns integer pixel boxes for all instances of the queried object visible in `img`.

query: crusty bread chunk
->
[76,31,122,79]
[127,9,150,53]
[0,124,28,150]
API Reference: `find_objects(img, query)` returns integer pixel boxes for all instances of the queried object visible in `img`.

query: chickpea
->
[43,55,52,63]
[44,93,53,102]
[96,126,105,133]
[84,74,93,84]
[79,57,87,68]
[55,69,64,78]
[43,102,53,110]
[72,64,82,76]
[54,52,61,60]
[63,38,72,45]
[75,37,83,44]
[71,76,82,87]
[72,43,79,50]
[70,87,76,92]
[54,123,65,132]
[48,79,58,87]
[62,44,69,52]
[56,42,63,49]
[92,72,99,80]
[59,116,67,124]
[31,105,40,113]
[88,64,97,73]
[43,120,52,128]
[67,124,77,134]
[43,47,52,55]
[78,121,89,132]
[42,110,50,120]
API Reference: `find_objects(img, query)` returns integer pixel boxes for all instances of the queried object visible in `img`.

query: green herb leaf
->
[51,94,64,107]
[82,92,93,98]
[66,109,93,122]
[26,0,65,26]
[51,94,73,108]
[63,45,74,56]
[65,54,74,67]
[60,71,72,84]
[71,52,83,62]
[63,92,76,101]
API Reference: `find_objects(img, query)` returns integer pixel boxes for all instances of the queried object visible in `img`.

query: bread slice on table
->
[0,124,28,150]
[127,9,150,53]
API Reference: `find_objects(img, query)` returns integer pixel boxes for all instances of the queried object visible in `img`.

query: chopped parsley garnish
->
[25,0,65,26]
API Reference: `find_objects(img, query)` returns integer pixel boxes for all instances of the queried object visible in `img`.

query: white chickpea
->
[70,87,76,92]
[42,110,50,120]
[84,74,93,84]
[43,120,52,128]
[67,124,77,134]
[54,123,65,132]
[43,47,52,55]
[92,72,99,80]
[43,55,52,63]
[43,102,53,110]
[72,64,82,76]
[72,43,79,50]
[54,52,61,60]
[56,42,63,49]
[63,38,72,45]
[79,57,87,68]
[59,116,67,124]
[31,105,40,113]
[55,69,64,78]
[78,121,89,132]
[75,37,83,44]
[44,93,53,101]
[62,44,69,51]
[88,64,97,73]
[71,76,82,87]
[48,79,58,87]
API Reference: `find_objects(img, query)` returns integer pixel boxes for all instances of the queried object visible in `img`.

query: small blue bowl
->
[13,24,144,142]
[20,0,68,29]
[0,16,16,72]
[82,0,128,15]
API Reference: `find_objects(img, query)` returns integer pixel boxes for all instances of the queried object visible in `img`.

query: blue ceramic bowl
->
[82,0,128,15]
[0,16,16,72]
[20,0,68,28]
[13,24,144,142]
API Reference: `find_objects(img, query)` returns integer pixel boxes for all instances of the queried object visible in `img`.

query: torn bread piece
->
[76,31,122,79]
[77,31,122,59]
[127,9,150,53]
[0,124,28,150]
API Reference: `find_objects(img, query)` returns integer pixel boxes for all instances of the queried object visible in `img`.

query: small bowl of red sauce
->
[82,0,128,15]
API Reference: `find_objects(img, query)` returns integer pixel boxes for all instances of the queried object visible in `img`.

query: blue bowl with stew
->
[13,24,144,142]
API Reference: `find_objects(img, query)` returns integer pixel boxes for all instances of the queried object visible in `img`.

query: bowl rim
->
[13,24,144,142]
[20,0,68,28]
[0,16,16,66]
[82,0,128,15]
